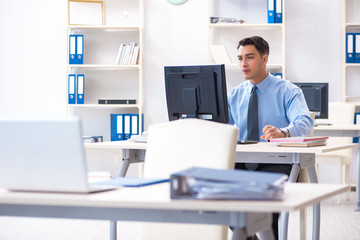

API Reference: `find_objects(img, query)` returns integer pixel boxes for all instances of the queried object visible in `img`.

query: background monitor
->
[164,64,229,123]
[293,82,329,119]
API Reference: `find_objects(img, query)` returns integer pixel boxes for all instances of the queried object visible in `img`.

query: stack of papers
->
[269,136,329,147]
[170,167,288,200]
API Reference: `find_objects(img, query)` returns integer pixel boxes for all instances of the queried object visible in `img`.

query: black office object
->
[98,99,136,104]
[164,64,229,123]
[293,82,329,119]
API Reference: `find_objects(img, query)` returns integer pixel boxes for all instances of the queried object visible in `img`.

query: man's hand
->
[260,125,286,141]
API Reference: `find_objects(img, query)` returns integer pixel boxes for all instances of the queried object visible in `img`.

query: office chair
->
[140,119,238,240]
[316,102,355,204]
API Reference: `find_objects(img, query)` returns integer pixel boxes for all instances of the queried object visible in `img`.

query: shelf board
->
[68,25,141,30]
[345,97,360,105]
[345,23,360,27]
[67,64,140,69]
[209,23,283,29]
[67,104,141,108]
[223,63,283,69]
[345,63,360,68]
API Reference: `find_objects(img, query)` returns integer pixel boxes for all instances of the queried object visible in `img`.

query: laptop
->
[0,116,114,193]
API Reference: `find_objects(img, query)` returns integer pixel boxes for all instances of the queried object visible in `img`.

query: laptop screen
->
[0,117,91,193]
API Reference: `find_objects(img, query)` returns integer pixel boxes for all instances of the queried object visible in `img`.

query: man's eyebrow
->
[237,53,256,57]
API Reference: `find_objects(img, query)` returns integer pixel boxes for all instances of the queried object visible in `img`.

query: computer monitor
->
[164,64,229,123]
[293,82,329,119]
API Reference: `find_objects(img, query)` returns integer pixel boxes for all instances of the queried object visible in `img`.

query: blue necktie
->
[247,85,259,141]
[245,85,259,170]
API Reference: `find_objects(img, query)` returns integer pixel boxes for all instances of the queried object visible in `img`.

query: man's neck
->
[249,71,268,85]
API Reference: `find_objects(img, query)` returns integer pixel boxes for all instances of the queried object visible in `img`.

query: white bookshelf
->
[66,0,144,141]
[207,0,286,90]
[343,0,360,104]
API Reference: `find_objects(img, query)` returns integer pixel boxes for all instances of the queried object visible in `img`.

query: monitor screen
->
[164,64,229,123]
[293,82,329,119]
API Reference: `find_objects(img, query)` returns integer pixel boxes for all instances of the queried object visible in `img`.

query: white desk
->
[314,124,360,211]
[0,183,348,240]
[85,141,357,240]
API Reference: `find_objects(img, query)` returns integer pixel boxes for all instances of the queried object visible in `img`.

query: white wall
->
[143,0,343,129]
[0,0,343,125]
[0,0,67,117]
[143,0,209,127]
[0,0,346,178]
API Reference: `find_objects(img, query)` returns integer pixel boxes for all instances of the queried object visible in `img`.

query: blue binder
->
[111,114,124,141]
[76,74,84,104]
[76,35,84,64]
[274,73,283,79]
[130,114,139,136]
[68,74,76,104]
[346,33,355,63]
[123,114,131,140]
[355,33,360,63]
[69,35,76,64]
[354,112,360,143]
[267,0,275,24]
[275,0,282,23]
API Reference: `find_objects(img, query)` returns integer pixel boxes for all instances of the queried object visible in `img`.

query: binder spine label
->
[111,114,124,141]
[267,0,275,24]
[346,33,354,63]
[68,74,76,104]
[76,74,85,104]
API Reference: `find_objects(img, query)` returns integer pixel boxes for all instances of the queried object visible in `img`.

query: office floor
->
[0,192,359,240]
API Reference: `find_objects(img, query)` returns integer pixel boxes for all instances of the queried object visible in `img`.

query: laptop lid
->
[0,116,99,193]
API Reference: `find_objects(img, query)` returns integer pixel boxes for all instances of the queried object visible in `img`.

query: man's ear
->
[262,54,268,65]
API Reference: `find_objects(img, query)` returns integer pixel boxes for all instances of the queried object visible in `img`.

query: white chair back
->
[144,118,238,178]
[327,102,355,161]
[141,119,239,240]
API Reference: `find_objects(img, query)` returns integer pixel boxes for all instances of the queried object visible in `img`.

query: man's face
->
[237,44,268,83]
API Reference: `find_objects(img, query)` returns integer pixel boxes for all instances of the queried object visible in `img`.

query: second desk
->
[85,141,357,240]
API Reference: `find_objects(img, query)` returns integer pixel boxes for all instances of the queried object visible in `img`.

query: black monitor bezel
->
[164,64,229,124]
[293,82,329,119]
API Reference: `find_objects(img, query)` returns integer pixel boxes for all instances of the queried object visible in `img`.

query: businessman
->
[227,36,313,240]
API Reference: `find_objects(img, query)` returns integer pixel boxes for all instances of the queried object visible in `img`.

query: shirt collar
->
[248,72,272,94]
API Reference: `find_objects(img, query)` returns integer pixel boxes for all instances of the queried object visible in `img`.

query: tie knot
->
[251,86,257,94]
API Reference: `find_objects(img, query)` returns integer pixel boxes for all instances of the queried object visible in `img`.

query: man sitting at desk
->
[227,36,313,239]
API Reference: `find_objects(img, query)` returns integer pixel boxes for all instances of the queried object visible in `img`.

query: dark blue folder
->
[93,177,169,187]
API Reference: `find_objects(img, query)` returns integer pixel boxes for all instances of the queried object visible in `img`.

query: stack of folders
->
[170,167,288,200]
[68,74,85,104]
[267,0,283,24]
[346,33,360,63]
[269,136,329,147]
[111,113,143,141]
[115,42,140,65]
[69,35,84,64]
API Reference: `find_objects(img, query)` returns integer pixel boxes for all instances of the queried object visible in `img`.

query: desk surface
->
[314,124,360,131]
[84,141,358,154]
[0,183,347,213]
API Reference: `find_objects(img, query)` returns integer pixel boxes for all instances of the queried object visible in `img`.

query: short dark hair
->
[237,36,269,56]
